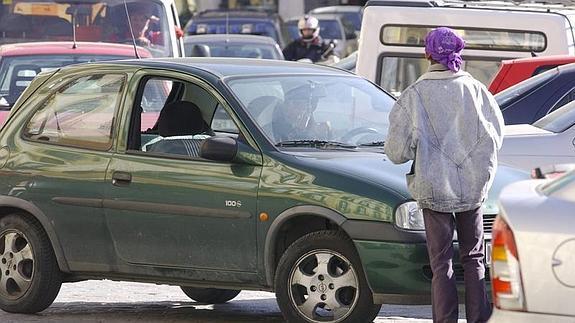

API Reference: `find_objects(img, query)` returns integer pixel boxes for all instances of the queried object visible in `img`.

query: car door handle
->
[112,171,132,186]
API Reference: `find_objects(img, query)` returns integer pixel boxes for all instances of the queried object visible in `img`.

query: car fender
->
[264,205,347,287]
[0,196,70,272]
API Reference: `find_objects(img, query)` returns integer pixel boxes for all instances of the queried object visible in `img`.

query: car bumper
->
[345,220,492,304]
[489,308,575,323]
[354,239,432,304]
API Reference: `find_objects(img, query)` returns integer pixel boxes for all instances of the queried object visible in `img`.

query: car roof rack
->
[365,0,443,7]
[366,0,575,9]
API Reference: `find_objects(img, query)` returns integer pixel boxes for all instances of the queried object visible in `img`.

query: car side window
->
[129,76,239,159]
[550,86,575,114]
[212,104,239,134]
[23,74,125,150]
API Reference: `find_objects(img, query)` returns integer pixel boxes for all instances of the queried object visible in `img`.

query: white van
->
[356,0,575,96]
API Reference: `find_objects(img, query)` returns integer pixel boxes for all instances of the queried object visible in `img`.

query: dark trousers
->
[423,208,492,323]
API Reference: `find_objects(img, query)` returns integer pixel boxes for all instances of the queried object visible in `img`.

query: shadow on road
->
[1,299,285,323]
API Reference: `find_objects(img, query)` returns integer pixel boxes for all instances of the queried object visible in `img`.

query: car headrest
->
[157,101,209,137]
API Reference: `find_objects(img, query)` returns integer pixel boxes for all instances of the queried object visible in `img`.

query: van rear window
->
[381,25,546,52]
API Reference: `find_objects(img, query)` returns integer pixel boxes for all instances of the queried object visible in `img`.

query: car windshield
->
[533,100,575,133]
[226,75,395,146]
[286,19,343,41]
[342,12,361,32]
[184,40,282,59]
[0,0,174,57]
[187,20,280,44]
[495,67,559,107]
[0,54,129,107]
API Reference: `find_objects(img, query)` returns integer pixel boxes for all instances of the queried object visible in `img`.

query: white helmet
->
[298,15,320,41]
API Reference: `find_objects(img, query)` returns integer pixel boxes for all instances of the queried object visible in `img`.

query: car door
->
[104,71,261,276]
[13,70,127,270]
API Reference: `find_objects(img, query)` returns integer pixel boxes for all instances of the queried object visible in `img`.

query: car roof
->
[193,10,278,20]
[309,5,363,13]
[556,61,575,73]
[78,57,354,78]
[0,41,151,58]
[183,34,278,45]
[286,14,341,22]
[366,0,575,14]
[503,55,575,66]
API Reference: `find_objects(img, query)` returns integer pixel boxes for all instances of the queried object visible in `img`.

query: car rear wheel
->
[180,287,241,304]
[0,214,62,313]
[275,230,381,323]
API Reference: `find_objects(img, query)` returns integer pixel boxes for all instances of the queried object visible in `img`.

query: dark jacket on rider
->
[283,36,332,62]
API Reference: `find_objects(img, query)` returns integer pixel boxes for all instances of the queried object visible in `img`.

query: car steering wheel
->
[340,127,381,143]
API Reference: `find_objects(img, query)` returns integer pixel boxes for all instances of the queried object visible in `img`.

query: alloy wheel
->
[288,249,359,322]
[0,230,34,300]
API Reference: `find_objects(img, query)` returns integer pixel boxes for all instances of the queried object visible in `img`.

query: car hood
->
[288,150,412,198]
[280,149,528,215]
[505,124,551,136]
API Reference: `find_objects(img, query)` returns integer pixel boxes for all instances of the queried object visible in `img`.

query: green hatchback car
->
[0,58,526,322]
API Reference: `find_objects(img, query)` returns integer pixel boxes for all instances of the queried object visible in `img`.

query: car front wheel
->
[180,287,241,304]
[0,214,62,313]
[275,230,381,323]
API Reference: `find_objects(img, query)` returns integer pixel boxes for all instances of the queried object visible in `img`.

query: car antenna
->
[122,0,141,59]
[71,6,77,49]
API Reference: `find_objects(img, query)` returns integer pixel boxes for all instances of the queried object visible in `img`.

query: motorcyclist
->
[283,15,338,63]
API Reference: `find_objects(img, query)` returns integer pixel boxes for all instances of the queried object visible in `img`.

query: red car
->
[0,41,152,125]
[489,55,575,94]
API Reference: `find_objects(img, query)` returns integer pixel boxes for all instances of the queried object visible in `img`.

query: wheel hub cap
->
[0,231,34,299]
[288,250,359,323]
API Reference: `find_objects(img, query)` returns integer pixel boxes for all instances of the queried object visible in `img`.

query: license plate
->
[484,241,492,266]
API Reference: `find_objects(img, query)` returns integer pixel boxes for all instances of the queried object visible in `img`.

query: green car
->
[0,58,526,322]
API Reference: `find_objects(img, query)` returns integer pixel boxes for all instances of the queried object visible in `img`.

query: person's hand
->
[136,36,151,46]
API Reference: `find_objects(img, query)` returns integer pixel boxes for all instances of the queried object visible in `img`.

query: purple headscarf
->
[424,27,465,72]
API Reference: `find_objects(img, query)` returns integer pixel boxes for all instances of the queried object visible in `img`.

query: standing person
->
[283,15,337,63]
[384,27,504,323]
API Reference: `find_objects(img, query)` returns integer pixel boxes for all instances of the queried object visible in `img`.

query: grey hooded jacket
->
[385,64,504,213]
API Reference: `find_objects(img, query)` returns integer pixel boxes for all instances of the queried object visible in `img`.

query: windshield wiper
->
[276,140,357,149]
[358,141,385,147]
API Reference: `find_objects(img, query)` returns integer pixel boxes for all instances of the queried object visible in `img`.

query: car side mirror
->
[201,136,261,165]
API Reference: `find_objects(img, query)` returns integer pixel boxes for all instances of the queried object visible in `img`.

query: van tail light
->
[491,215,525,311]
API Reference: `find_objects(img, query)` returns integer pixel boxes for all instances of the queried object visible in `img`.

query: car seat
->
[145,101,211,157]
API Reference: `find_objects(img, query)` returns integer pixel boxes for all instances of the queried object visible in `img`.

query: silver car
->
[489,169,575,322]
[499,101,575,172]
[183,34,284,60]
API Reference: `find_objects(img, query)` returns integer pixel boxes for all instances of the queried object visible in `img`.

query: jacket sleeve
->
[385,99,415,164]
[283,42,296,61]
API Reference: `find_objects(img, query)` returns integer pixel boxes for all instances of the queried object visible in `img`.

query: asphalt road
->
[0,280,467,322]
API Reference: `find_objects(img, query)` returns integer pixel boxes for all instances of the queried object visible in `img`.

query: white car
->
[489,170,575,322]
[499,101,575,172]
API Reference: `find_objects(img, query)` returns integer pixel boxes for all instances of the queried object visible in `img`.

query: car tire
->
[0,214,62,313]
[275,230,381,323]
[180,287,241,304]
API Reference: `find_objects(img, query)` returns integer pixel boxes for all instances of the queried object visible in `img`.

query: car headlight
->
[395,201,425,230]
